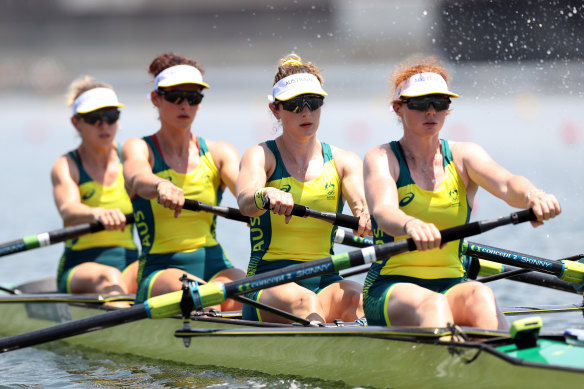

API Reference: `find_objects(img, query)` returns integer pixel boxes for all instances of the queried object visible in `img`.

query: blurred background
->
[0,0,583,291]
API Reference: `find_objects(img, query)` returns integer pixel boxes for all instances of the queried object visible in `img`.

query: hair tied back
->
[282,59,303,67]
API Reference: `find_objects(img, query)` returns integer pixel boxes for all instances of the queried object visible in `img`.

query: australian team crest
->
[325,182,335,199]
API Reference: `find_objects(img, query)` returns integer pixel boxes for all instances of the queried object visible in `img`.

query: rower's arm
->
[51,154,127,230]
[332,146,371,237]
[121,137,160,199]
[207,140,240,197]
[364,145,412,237]
[460,142,561,226]
[236,144,271,217]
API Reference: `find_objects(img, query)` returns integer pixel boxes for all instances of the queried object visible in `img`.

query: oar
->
[0,214,135,258]
[476,253,584,283]
[182,199,370,248]
[464,241,584,285]
[469,257,582,295]
[182,199,249,223]
[0,209,534,352]
[263,198,360,230]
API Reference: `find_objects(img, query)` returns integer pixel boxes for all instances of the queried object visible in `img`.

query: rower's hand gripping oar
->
[0,214,135,258]
[0,208,534,353]
[182,199,369,248]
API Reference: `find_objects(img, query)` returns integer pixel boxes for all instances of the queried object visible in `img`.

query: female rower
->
[122,53,245,310]
[52,76,138,303]
[363,56,561,330]
[237,54,371,324]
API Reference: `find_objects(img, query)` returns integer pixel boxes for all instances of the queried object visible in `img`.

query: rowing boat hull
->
[1,298,584,388]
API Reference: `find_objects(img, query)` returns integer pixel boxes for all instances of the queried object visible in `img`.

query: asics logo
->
[81,189,95,201]
[281,184,291,193]
[399,192,415,207]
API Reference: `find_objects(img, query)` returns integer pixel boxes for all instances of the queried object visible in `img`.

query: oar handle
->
[183,199,250,223]
[0,213,135,258]
[263,198,360,230]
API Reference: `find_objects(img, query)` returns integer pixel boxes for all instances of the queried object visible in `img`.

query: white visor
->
[72,88,124,114]
[271,73,327,102]
[394,72,459,100]
[154,65,210,89]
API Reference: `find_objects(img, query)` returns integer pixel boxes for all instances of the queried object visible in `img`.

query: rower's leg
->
[385,283,453,327]
[256,283,325,324]
[68,262,130,308]
[212,267,247,311]
[446,281,509,330]
[121,260,139,295]
[318,280,364,322]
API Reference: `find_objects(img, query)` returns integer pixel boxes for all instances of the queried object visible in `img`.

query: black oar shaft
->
[0,214,135,258]
[223,209,535,297]
[183,199,250,223]
[290,204,360,230]
[466,241,564,277]
[262,198,360,230]
[0,304,147,352]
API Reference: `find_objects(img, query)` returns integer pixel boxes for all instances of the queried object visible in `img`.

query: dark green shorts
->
[135,244,233,303]
[241,258,343,321]
[363,274,464,326]
[57,246,138,293]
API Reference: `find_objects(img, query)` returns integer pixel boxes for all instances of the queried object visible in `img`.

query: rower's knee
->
[96,272,126,294]
[419,294,452,327]
[296,292,324,321]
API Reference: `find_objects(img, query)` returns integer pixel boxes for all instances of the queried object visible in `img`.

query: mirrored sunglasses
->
[276,94,325,113]
[401,95,452,111]
[157,89,204,106]
[78,109,120,125]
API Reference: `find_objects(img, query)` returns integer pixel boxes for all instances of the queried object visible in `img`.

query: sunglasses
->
[78,109,120,125]
[157,89,204,106]
[401,95,452,111]
[276,94,325,113]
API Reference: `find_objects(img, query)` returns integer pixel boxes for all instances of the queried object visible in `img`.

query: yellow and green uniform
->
[56,145,138,293]
[134,135,233,303]
[363,139,471,325]
[243,140,344,321]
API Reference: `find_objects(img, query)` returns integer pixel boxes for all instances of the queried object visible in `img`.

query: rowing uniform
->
[242,140,344,321]
[56,145,138,293]
[363,139,470,326]
[134,135,234,303]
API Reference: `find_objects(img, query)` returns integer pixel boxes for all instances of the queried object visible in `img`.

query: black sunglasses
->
[78,109,120,125]
[401,95,452,111]
[157,89,204,106]
[276,94,325,113]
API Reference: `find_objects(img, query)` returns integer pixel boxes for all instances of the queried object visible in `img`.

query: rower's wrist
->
[254,188,267,210]
[155,180,168,192]
[526,188,544,204]
[403,218,415,235]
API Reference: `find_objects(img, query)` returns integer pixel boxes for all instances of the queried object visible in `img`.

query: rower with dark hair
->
[122,53,246,310]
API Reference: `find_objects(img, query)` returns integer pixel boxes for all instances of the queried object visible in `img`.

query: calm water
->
[0,63,583,387]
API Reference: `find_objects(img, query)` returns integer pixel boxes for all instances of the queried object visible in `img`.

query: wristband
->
[254,188,266,210]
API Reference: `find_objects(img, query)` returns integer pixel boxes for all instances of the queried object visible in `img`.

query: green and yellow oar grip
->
[559,261,584,284]
[145,283,227,319]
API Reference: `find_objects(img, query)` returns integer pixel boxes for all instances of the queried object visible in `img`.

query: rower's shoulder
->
[329,144,362,164]
[364,143,394,162]
[448,140,489,158]
[205,139,240,161]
